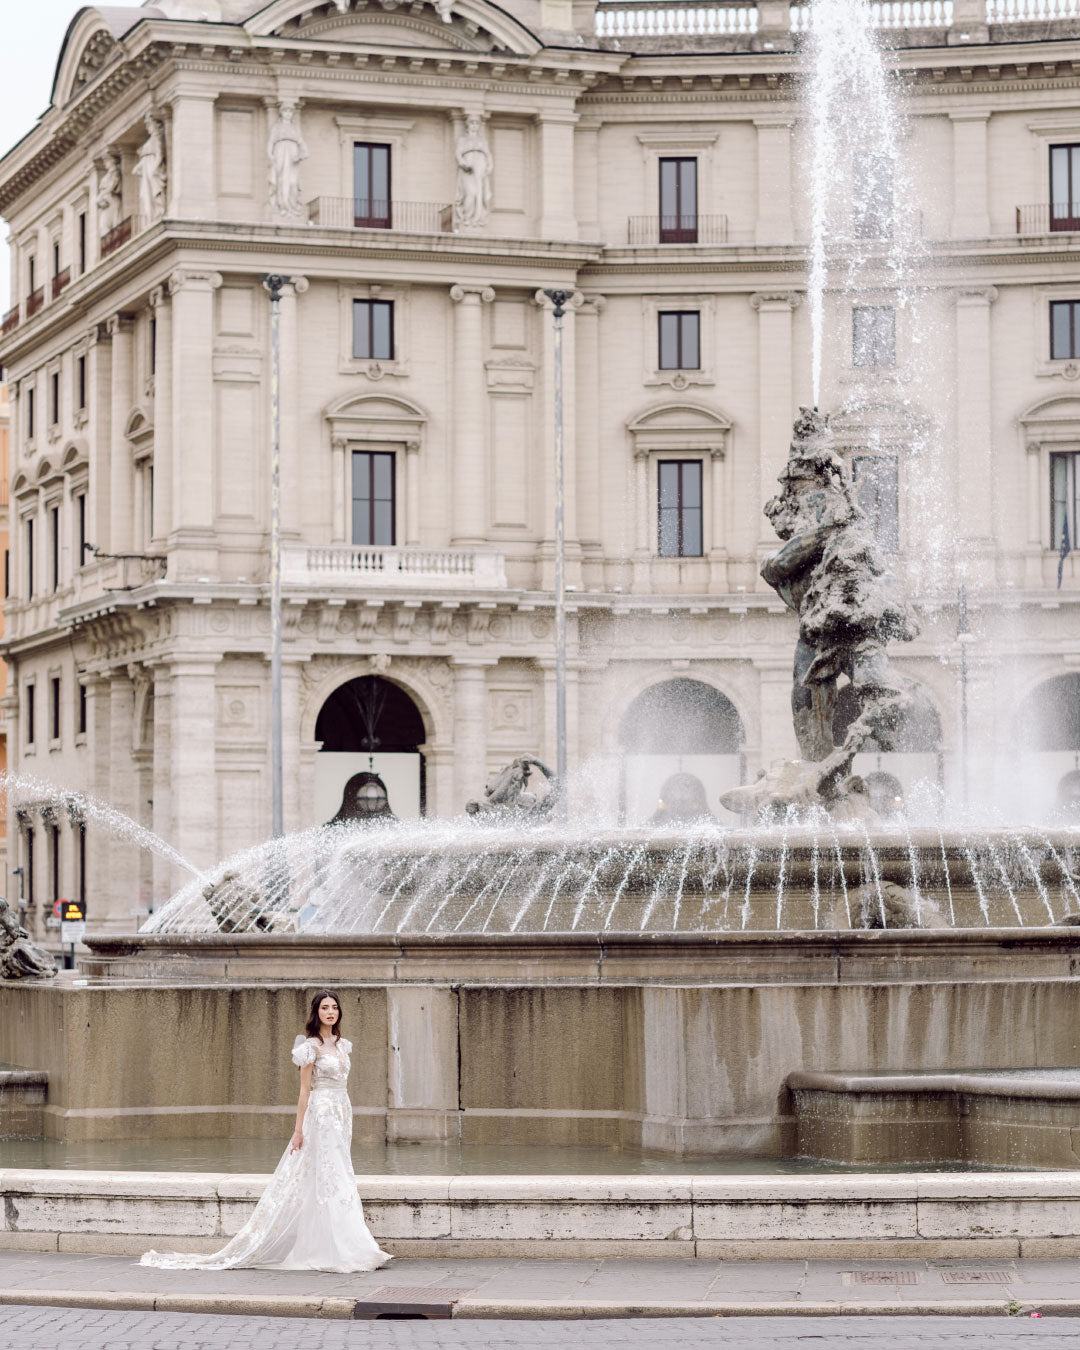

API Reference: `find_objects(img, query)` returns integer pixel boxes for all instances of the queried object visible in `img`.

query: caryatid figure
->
[133,114,167,222]
[453,113,493,231]
[267,101,308,219]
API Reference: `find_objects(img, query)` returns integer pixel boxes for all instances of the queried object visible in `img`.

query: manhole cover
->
[940,1270,1013,1285]
[843,1270,921,1285]
[363,1287,474,1301]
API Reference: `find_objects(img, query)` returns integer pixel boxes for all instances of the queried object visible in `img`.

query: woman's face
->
[318,997,339,1030]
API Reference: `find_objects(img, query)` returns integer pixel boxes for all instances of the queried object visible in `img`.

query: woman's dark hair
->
[304,990,343,1041]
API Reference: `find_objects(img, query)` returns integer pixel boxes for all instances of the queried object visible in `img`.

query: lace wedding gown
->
[141,1035,392,1273]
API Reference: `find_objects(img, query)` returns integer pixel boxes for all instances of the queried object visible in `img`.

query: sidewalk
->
[1,1250,1079,1320]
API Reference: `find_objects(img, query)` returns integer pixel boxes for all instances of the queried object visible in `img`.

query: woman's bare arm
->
[289,1062,313,1152]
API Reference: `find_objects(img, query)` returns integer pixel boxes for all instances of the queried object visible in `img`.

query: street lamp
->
[956,582,975,808]
[542,288,573,818]
[262,275,285,839]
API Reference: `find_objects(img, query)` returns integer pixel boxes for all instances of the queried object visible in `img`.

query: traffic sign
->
[60,900,85,923]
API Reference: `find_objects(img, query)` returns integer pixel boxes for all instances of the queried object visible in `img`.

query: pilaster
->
[169,658,221,870]
[149,287,172,548]
[449,284,495,546]
[537,109,579,239]
[168,269,222,574]
[452,658,494,813]
[754,117,794,245]
[954,286,998,551]
[751,292,800,557]
[167,91,217,219]
[106,314,134,554]
[574,295,605,555]
[950,111,991,238]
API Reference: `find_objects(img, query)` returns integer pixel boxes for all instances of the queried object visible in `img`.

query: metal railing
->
[306,198,454,233]
[25,287,44,318]
[1,305,19,337]
[51,268,70,300]
[283,543,507,589]
[627,214,729,245]
[101,217,133,257]
[596,3,759,35]
[1016,204,1080,233]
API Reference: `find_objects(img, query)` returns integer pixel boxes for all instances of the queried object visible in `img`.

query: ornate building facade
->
[3,0,1080,932]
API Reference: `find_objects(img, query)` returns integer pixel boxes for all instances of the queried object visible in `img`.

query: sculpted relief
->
[268,100,308,219]
[453,113,493,231]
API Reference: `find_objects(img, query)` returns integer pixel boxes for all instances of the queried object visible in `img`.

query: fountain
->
[3,1,1080,1229]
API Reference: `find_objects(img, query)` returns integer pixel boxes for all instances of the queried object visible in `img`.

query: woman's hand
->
[289,1129,303,1153]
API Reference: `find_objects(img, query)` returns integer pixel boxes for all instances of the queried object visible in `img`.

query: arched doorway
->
[314,676,426,822]
[1014,674,1080,820]
[618,678,744,824]
[832,681,943,807]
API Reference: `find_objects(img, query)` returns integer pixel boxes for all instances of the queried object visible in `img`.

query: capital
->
[168,269,223,296]
[750,291,802,312]
[450,284,495,304]
[954,286,998,306]
[105,312,136,337]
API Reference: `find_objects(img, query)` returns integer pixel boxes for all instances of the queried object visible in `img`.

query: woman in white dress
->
[141,991,392,1273]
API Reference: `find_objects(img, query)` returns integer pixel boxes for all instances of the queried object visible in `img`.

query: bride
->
[141,990,392,1272]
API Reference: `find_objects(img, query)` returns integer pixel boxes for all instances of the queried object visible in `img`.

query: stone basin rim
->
[788,1069,1080,1100]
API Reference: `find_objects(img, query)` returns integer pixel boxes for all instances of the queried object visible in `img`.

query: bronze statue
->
[466,757,558,819]
[0,897,57,980]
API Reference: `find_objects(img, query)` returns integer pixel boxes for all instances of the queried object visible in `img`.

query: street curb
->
[451,1299,1016,1319]
[0,1290,357,1320]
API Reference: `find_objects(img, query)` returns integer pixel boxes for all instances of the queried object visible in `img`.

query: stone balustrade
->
[282,544,507,590]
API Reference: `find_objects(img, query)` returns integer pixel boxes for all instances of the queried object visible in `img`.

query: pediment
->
[291,14,481,49]
[248,0,539,56]
[1021,396,1080,427]
[627,402,732,434]
[125,407,154,441]
[51,7,156,108]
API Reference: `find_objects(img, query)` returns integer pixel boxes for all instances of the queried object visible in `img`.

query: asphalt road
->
[0,1308,1077,1350]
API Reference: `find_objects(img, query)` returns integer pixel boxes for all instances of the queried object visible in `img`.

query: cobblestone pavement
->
[0,1307,1078,1349]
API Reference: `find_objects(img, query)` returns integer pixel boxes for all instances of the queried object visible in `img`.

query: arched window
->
[314,676,426,821]
[1015,674,1080,752]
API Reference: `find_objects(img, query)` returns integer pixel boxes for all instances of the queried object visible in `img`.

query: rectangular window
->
[150,317,157,376]
[78,820,86,906]
[658,311,700,370]
[50,676,60,741]
[657,460,703,558]
[78,682,87,737]
[852,454,900,554]
[353,143,391,228]
[4,549,8,599]
[1051,144,1080,231]
[77,355,86,410]
[78,212,87,274]
[1052,451,1080,551]
[853,154,894,239]
[26,684,35,746]
[49,506,59,592]
[48,823,59,907]
[25,826,34,908]
[50,371,59,425]
[76,492,87,566]
[352,299,394,361]
[28,255,35,293]
[852,305,896,367]
[52,240,60,277]
[27,386,34,440]
[351,450,396,547]
[1051,300,1080,360]
[26,518,34,599]
[659,158,698,243]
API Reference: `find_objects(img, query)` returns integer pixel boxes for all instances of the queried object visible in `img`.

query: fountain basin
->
[4,1168,1080,1260]
[790,1069,1080,1169]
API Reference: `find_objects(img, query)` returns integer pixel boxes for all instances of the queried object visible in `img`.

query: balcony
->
[306,198,454,233]
[51,267,70,300]
[627,215,729,245]
[25,287,44,319]
[1016,204,1080,234]
[596,1,759,35]
[1,306,18,337]
[283,544,507,590]
[101,217,133,257]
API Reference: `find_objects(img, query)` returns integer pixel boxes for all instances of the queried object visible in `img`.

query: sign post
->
[59,899,86,970]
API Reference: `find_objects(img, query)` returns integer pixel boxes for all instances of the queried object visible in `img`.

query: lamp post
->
[262,275,285,839]
[543,289,573,818]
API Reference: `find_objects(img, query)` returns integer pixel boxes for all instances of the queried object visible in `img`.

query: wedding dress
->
[141,1035,392,1272]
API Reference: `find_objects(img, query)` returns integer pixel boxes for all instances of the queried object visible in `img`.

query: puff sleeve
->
[291,1035,317,1068]
[338,1038,352,1057]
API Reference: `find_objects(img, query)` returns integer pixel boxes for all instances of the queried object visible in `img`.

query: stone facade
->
[2,0,1080,932]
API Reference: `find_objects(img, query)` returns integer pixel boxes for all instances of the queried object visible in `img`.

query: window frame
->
[1051,449,1080,552]
[1050,143,1080,232]
[657,310,701,371]
[852,304,897,369]
[351,448,397,548]
[658,157,698,244]
[656,458,704,558]
[25,681,36,748]
[851,452,900,555]
[353,142,392,229]
[352,298,395,362]
[49,675,61,744]
[1051,299,1080,361]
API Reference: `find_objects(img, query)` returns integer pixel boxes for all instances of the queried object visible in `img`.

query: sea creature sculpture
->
[466,756,558,819]
[0,897,57,981]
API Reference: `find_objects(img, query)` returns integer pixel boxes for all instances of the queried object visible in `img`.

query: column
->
[954,287,997,549]
[83,675,111,923]
[167,92,216,219]
[754,117,794,245]
[107,314,134,554]
[87,325,110,550]
[169,270,221,575]
[950,112,991,238]
[751,293,798,555]
[404,439,421,545]
[575,295,604,555]
[709,446,729,592]
[169,659,220,869]
[331,436,347,543]
[574,120,601,243]
[449,285,494,546]
[150,662,174,903]
[537,110,578,239]
[281,658,304,835]
[452,659,490,813]
[150,286,172,546]
[106,671,136,926]
[276,275,308,538]
[631,449,650,592]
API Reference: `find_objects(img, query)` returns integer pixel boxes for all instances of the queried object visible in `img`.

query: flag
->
[1059,508,1072,590]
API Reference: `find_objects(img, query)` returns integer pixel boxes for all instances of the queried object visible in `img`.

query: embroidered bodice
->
[291,1036,352,1092]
